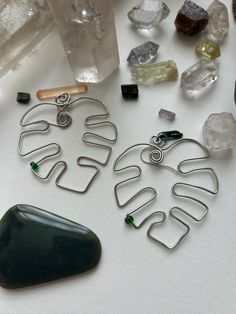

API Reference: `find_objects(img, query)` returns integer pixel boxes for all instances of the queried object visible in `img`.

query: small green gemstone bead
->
[30,162,38,170]
[125,215,134,225]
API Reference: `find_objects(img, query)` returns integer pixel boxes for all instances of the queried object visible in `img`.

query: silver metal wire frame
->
[18,94,118,193]
[113,136,219,250]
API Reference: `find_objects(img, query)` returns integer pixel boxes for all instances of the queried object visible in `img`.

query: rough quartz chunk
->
[131,60,178,85]
[195,38,220,60]
[127,41,159,66]
[47,0,119,83]
[174,0,209,35]
[180,59,219,93]
[203,112,236,152]
[0,0,52,77]
[206,0,229,41]
[128,0,170,29]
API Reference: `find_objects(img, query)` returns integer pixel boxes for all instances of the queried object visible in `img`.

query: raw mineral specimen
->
[121,84,139,99]
[206,0,229,41]
[0,204,101,289]
[131,60,178,85]
[128,0,170,29]
[203,112,236,152]
[159,108,176,121]
[0,0,53,78]
[195,39,220,59]
[174,0,209,35]
[180,59,219,93]
[127,41,159,66]
[47,0,119,83]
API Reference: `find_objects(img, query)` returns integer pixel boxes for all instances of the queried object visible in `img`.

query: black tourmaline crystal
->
[174,0,208,35]
[0,204,101,289]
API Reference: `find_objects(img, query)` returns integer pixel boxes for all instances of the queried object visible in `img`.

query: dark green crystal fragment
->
[0,204,101,289]
[17,92,31,104]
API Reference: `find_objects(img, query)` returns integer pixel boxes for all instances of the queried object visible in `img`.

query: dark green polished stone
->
[0,204,101,289]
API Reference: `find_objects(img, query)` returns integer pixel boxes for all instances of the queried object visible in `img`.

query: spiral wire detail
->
[113,133,219,250]
[18,93,118,193]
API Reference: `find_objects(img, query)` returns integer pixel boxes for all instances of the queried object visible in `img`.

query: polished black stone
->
[17,92,31,104]
[0,204,101,289]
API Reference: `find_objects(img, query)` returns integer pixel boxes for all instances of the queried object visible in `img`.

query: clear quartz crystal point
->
[0,0,52,78]
[206,0,229,41]
[180,59,219,94]
[47,0,119,83]
[127,41,159,66]
[128,0,170,29]
[130,60,178,85]
[203,112,236,152]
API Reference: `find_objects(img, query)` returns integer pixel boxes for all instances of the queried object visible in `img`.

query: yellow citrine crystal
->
[195,39,220,60]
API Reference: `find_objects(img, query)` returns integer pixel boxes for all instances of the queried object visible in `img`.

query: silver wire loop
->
[113,135,219,250]
[18,94,118,193]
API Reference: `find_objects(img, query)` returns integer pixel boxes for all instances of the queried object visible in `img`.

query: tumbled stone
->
[180,59,219,93]
[127,41,159,66]
[195,38,220,60]
[128,0,170,29]
[206,0,229,41]
[131,60,178,84]
[203,112,236,152]
[0,204,101,289]
[174,0,209,35]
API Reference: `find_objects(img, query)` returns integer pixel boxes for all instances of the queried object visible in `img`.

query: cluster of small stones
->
[126,0,229,94]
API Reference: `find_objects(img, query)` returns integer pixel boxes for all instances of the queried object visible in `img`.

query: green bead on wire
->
[30,161,39,170]
[125,215,134,225]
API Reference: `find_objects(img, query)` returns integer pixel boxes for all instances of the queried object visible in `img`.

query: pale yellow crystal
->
[130,60,178,84]
[195,39,220,60]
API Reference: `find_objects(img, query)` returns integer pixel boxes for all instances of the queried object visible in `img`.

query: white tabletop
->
[0,0,236,313]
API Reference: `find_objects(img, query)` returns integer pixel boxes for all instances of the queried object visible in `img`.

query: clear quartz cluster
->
[180,59,219,94]
[203,112,236,152]
[0,0,52,77]
[128,0,170,29]
[131,60,178,85]
[206,0,229,41]
[127,41,159,66]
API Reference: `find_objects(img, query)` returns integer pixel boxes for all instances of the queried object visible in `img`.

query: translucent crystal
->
[195,39,220,60]
[0,0,53,78]
[127,41,159,66]
[203,112,236,152]
[47,0,119,83]
[131,60,178,85]
[180,59,219,93]
[159,108,176,121]
[174,0,208,35]
[128,0,170,29]
[206,0,229,41]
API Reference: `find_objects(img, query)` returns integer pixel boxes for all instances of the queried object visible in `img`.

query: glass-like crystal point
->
[128,0,170,29]
[0,0,53,78]
[127,41,159,66]
[131,60,178,85]
[206,0,229,41]
[180,59,219,93]
[47,0,119,83]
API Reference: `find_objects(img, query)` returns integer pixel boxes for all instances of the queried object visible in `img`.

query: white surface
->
[0,0,236,313]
